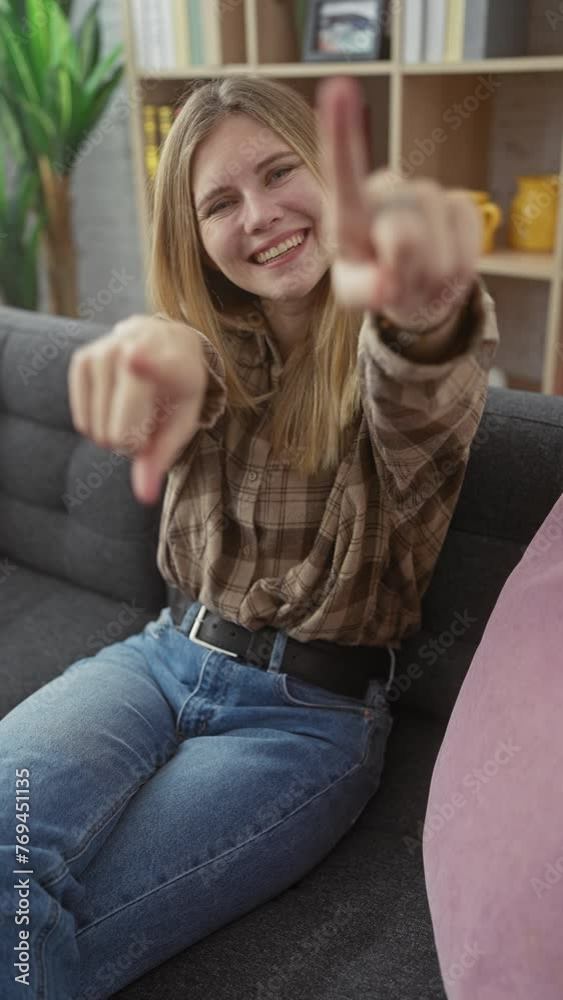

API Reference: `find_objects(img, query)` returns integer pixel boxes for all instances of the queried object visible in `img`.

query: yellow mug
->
[459,190,503,254]
[508,174,560,252]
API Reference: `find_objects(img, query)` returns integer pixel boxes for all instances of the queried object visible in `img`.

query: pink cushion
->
[423,491,563,998]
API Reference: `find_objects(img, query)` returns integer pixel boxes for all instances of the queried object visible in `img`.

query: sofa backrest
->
[391,386,563,722]
[3,306,562,724]
[0,306,166,612]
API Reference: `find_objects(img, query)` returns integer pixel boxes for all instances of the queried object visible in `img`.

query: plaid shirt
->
[156,279,499,649]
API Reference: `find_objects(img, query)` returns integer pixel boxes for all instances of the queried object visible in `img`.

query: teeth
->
[254,230,305,264]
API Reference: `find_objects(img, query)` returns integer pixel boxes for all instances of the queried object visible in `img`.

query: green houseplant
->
[0,146,45,310]
[0,0,125,316]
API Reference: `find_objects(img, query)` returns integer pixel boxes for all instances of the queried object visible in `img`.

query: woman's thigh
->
[73,611,394,999]
[74,714,388,998]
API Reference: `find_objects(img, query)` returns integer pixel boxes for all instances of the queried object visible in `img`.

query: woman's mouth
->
[249,228,310,268]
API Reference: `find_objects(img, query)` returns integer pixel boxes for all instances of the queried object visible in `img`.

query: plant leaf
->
[58,31,81,81]
[23,212,44,302]
[51,66,84,174]
[24,0,50,92]
[24,206,45,310]
[0,94,26,162]
[78,63,123,141]
[1,90,58,153]
[0,0,24,31]
[51,64,73,134]
[0,157,43,312]
[0,88,38,160]
[0,16,40,104]
[10,169,38,232]
[52,0,73,19]
[46,0,73,69]
[76,0,101,79]
[83,41,124,99]
[0,140,6,219]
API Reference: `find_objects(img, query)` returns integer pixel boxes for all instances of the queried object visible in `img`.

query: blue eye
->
[207,165,294,216]
[271,166,293,181]
[208,198,232,215]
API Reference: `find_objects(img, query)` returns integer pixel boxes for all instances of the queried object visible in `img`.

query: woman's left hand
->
[315,76,482,331]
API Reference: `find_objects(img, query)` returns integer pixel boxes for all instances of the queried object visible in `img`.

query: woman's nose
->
[243,192,282,234]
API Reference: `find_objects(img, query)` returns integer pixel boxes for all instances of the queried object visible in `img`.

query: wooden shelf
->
[250,61,393,77]
[141,61,394,80]
[141,55,563,82]
[139,65,248,79]
[403,55,563,75]
[477,250,554,280]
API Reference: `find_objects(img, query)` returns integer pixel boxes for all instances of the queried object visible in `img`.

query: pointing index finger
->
[316,76,374,261]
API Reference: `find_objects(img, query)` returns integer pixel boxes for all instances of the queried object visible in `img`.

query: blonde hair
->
[148,75,364,475]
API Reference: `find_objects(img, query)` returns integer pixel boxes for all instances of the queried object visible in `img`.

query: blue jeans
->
[0,599,394,999]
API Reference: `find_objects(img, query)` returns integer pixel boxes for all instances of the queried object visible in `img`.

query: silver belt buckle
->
[188,605,239,659]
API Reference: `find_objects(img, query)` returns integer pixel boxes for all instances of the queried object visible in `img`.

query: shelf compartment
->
[477,250,554,280]
[400,74,494,189]
[255,0,301,64]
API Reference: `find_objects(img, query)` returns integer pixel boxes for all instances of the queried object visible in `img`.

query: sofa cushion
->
[0,305,166,611]
[0,563,161,721]
[390,388,563,722]
[423,489,563,998]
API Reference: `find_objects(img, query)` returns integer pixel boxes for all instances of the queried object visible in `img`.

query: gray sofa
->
[1,303,562,999]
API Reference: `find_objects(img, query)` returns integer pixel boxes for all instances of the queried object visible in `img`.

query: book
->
[202,1,222,65]
[187,0,206,66]
[463,0,530,59]
[131,0,176,71]
[143,106,160,181]
[144,104,184,180]
[172,0,191,70]
[130,0,147,69]
[424,0,447,63]
[158,106,174,149]
[379,0,392,61]
[294,0,308,46]
[403,0,426,64]
[444,0,466,62]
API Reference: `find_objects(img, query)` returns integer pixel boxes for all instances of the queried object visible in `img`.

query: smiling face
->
[192,113,330,306]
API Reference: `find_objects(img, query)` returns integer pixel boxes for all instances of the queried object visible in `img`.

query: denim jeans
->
[0,599,394,1000]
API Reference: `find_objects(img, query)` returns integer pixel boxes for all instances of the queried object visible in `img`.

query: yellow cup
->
[461,190,503,254]
[508,174,560,252]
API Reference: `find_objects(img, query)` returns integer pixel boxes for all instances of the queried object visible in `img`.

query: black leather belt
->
[170,594,395,701]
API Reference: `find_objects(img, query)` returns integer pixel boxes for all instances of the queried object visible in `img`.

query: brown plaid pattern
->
[156,279,500,649]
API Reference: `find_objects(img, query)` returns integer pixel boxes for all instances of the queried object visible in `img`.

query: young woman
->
[0,76,499,998]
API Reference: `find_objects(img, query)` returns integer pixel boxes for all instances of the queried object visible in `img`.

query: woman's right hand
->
[68,315,209,505]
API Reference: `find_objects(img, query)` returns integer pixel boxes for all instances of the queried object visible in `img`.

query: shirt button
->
[243,545,251,556]
[249,472,258,482]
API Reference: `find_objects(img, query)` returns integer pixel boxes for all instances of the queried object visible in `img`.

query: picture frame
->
[302,0,388,62]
